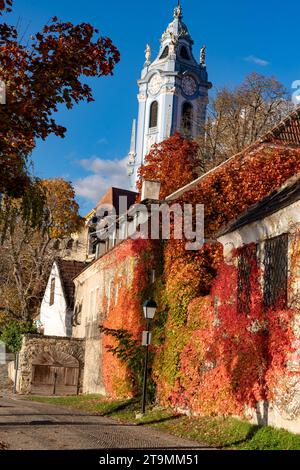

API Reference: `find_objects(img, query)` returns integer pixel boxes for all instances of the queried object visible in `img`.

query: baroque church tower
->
[127,2,212,189]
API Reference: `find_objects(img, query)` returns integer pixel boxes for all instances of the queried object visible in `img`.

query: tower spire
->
[127,119,136,177]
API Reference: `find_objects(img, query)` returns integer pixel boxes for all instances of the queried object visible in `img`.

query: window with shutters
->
[49,278,55,306]
[263,234,288,308]
[237,244,257,314]
[149,101,158,128]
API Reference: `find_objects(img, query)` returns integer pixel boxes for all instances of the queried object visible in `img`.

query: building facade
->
[39,260,86,337]
[127,3,212,188]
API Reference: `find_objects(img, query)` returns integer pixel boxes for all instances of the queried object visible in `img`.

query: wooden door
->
[31,351,80,396]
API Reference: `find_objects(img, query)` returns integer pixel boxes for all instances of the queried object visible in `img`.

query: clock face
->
[149,74,162,95]
[182,75,197,96]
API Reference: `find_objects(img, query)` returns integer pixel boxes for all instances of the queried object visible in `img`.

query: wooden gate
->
[31,351,80,396]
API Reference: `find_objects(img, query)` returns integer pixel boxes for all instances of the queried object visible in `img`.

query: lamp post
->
[141,299,157,415]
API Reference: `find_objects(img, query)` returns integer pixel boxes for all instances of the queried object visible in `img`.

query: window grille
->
[237,244,257,314]
[263,234,288,308]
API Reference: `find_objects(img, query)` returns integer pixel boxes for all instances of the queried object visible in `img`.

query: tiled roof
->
[217,173,300,237]
[55,259,87,308]
[96,187,137,215]
[261,105,300,146]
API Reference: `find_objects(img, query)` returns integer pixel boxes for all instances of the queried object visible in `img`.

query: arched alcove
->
[31,348,80,396]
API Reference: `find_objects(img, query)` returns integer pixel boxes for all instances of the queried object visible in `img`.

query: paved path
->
[0,396,210,450]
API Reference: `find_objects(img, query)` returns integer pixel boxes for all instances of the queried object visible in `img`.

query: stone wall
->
[17,334,85,395]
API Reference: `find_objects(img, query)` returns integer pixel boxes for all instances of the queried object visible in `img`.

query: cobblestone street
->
[0,396,210,450]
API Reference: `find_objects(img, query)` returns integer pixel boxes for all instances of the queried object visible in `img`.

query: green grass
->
[26,395,300,450]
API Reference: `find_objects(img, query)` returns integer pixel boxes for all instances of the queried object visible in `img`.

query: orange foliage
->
[99,134,300,417]
[137,133,200,199]
[149,136,300,416]
[100,239,157,398]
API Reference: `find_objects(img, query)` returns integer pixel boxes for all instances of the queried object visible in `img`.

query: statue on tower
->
[174,1,183,18]
[200,45,206,65]
[145,44,151,64]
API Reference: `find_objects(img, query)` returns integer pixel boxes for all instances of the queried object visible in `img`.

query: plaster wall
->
[40,262,71,337]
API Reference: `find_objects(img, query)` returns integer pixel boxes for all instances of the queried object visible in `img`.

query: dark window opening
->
[263,234,288,308]
[181,102,193,131]
[50,277,55,306]
[149,101,158,128]
[160,46,169,59]
[180,46,190,60]
[66,238,74,250]
[53,239,61,250]
[237,244,257,314]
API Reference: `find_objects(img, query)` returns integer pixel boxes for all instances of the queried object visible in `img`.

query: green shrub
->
[0,320,37,353]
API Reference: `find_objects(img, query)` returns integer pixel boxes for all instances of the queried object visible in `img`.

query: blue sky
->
[6,0,300,213]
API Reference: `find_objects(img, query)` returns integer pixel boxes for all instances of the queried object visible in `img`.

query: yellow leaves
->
[40,178,83,239]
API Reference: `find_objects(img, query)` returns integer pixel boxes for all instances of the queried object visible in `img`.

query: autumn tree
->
[0,4,119,198]
[0,178,82,322]
[0,1,12,13]
[137,133,200,199]
[198,72,292,170]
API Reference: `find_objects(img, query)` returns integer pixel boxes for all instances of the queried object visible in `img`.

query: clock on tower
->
[127,2,212,189]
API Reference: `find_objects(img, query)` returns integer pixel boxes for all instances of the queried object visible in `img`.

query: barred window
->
[263,234,288,308]
[237,244,257,314]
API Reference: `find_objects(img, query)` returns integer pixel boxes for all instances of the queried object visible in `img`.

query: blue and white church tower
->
[127,2,212,189]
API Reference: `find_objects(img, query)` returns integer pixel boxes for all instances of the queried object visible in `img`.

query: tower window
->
[159,46,169,60]
[66,238,74,250]
[181,102,193,132]
[180,46,190,60]
[149,101,159,129]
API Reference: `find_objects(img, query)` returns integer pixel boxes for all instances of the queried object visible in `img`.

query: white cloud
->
[97,137,108,145]
[245,55,270,66]
[74,156,130,203]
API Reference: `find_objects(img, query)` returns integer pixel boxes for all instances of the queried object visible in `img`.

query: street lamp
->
[143,299,157,320]
[141,299,157,414]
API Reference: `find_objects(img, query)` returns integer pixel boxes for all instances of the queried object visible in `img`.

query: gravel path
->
[0,396,210,450]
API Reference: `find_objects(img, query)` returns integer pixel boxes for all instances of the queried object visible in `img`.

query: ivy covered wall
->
[87,142,300,430]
